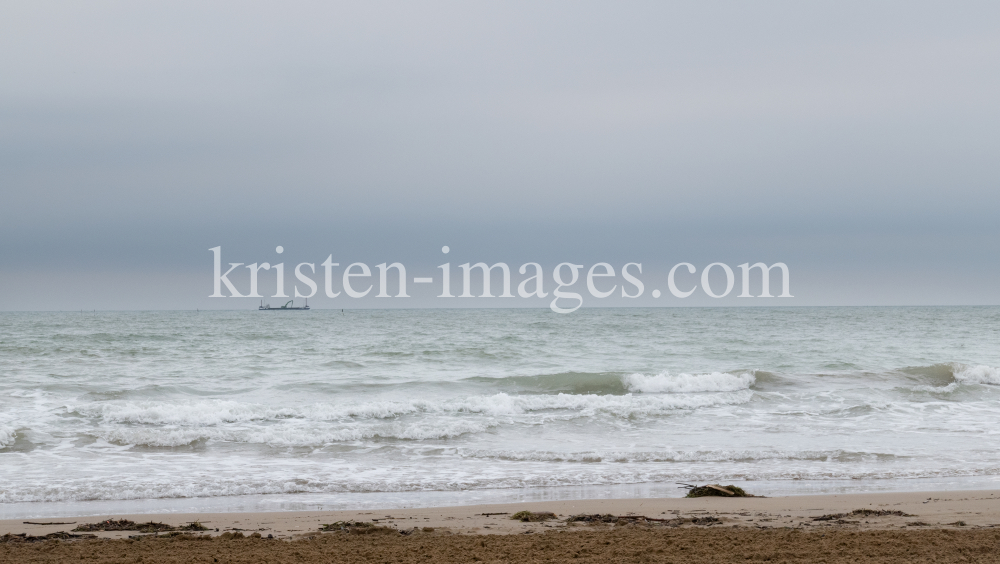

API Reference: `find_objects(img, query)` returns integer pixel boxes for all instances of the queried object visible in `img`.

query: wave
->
[0,425,15,448]
[97,419,496,447]
[3,462,998,504]
[456,448,903,464]
[464,372,629,395]
[71,391,754,447]
[899,363,957,385]
[74,390,752,429]
[893,363,1000,391]
[465,370,758,395]
[76,401,297,426]
[953,364,1000,385]
[623,371,755,393]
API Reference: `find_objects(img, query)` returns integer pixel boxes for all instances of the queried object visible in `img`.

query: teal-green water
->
[1,307,999,516]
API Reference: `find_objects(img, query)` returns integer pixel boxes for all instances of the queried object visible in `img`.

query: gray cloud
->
[1,1,998,309]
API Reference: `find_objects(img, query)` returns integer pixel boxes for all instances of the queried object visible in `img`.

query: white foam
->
[622,371,755,393]
[0,426,15,448]
[76,401,296,426]
[909,383,960,393]
[97,419,498,447]
[457,448,892,464]
[953,364,1000,385]
[2,458,995,504]
[73,390,754,448]
[345,391,751,418]
[75,390,751,431]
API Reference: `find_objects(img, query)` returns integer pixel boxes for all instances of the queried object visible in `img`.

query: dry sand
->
[3,489,1000,562]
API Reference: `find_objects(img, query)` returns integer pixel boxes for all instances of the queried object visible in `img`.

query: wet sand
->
[3,490,1000,562]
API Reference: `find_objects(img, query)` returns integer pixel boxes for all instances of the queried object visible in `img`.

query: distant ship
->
[259,299,310,311]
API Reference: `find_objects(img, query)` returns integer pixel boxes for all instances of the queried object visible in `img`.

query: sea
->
[1,307,999,519]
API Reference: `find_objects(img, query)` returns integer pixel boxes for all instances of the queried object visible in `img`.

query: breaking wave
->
[456,448,903,464]
[953,364,1000,385]
[622,371,755,393]
[0,426,15,448]
[74,390,752,430]
[464,372,629,395]
[97,419,497,447]
[2,461,998,504]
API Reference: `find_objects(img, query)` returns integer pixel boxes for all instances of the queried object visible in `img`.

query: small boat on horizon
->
[259,299,310,311]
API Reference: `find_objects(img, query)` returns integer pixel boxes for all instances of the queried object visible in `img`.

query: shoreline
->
[5,489,999,539]
[6,476,1000,521]
[5,490,1000,563]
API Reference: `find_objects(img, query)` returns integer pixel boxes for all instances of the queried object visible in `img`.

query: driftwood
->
[23,522,76,525]
[705,485,735,496]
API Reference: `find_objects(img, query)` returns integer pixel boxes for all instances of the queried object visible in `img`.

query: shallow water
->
[1,307,999,517]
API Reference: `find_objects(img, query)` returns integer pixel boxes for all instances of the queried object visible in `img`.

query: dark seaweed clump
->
[1,532,97,543]
[812,509,913,521]
[319,521,397,535]
[72,519,208,533]
[510,511,557,522]
[684,484,751,498]
[566,514,720,527]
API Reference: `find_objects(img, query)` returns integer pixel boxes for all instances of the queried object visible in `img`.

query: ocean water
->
[2,307,1000,518]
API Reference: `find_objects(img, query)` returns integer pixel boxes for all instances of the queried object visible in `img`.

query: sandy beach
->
[3,489,1000,562]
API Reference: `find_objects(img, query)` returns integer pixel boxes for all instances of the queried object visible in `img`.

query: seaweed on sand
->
[135,522,176,533]
[72,519,195,533]
[566,514,618,523]
[565,514,721,527]
[319,521,374,531]
[510,511,557,522]
[319,521,396,535]
[812,509,913,521]
[682,484,752,498]
[2,532,97,543]
[73,519,139,532]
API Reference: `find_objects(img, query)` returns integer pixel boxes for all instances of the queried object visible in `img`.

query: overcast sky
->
[1,1,998,310]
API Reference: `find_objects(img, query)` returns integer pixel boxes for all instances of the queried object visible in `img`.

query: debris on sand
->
[319,521,374,531]
[812,509,913,521]
[566,514,720,527]
[510,511,557,522]
[1,532,97,543]
[135,522,176,533]
[318,521,397,535]
[71,519,199,533]
[73,519,139,532]
[565,514,618,523]
[680,483,753,498]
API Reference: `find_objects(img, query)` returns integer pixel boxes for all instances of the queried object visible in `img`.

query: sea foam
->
[622,371,755,393]
[97,419,498,447]
[0,426,15,448]
[953,364,1000,385]
[76,390,752,430]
